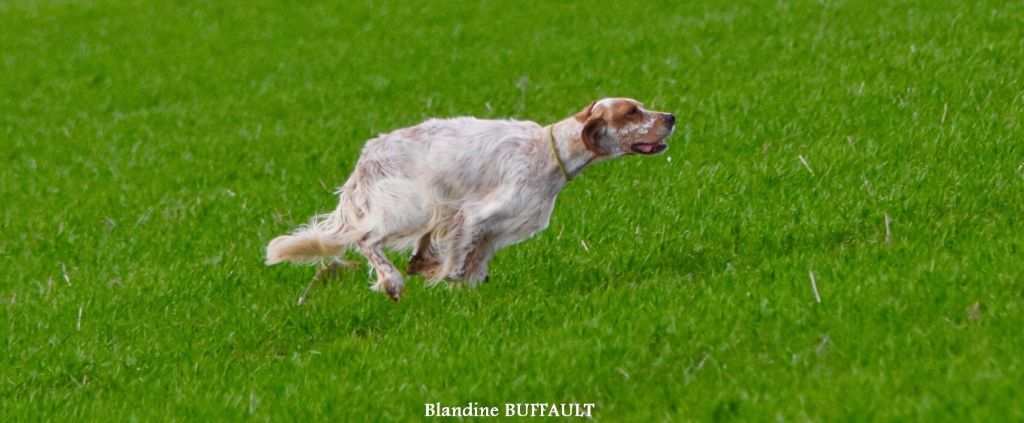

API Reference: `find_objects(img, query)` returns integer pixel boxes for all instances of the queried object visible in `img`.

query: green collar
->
[548,125,571,181]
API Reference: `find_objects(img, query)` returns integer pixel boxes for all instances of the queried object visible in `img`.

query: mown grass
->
[2,0,1022,420]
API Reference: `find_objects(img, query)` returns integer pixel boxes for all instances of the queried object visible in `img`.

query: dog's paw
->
[370,278,404,302]
[385,285,403,302]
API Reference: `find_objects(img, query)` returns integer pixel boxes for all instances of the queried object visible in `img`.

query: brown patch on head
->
[607,100,645,127]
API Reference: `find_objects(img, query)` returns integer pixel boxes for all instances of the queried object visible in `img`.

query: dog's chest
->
[487,195,557,246]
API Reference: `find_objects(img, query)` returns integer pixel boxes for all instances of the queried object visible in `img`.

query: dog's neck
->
[547,118,607,181]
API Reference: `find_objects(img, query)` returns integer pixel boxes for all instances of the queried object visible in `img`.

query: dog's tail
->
[266,202,352,266]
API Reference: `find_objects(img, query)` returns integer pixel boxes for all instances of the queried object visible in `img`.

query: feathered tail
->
[266,203,351,265]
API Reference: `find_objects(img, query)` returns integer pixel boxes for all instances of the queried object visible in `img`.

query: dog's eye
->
[628,107,641,117]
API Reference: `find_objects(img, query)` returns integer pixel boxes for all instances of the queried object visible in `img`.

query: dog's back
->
[364,117,543,199]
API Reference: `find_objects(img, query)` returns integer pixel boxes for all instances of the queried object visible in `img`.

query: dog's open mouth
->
[631,143,668,155]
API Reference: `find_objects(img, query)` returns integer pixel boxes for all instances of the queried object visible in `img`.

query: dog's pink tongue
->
[635,144,657,154]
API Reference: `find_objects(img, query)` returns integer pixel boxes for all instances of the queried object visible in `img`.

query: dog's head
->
[574,98,675,156]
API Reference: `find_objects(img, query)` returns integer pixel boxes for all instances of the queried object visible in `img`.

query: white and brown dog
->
[266,98,675,300]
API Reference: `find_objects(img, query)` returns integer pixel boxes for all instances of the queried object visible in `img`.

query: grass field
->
[2,0,1023,420]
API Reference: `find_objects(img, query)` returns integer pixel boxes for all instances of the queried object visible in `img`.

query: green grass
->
[2,0,1023,420]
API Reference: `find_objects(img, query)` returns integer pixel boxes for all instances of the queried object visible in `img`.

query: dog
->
[266,97,675,301]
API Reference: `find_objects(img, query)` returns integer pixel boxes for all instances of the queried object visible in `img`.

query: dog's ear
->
[581,115,607,155]
[574,101,597,122]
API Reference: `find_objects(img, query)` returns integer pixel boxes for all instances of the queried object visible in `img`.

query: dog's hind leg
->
[343,162,429,300]
[355,235,405,301]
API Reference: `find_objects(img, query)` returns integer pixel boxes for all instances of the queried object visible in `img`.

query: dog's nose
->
[665,113,676,127]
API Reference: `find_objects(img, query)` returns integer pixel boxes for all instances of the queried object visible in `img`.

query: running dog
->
[266,97,675,301]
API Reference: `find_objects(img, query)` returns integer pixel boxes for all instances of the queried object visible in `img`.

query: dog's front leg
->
[444,226,497,286]
[435,190,517,285]
[431,211,478,285]
[411,227,490,285]
[454,234,495,285]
